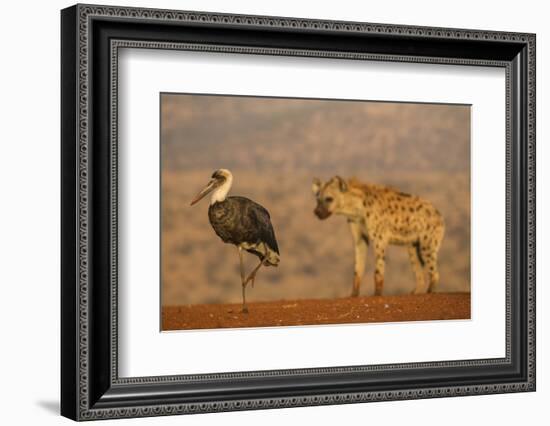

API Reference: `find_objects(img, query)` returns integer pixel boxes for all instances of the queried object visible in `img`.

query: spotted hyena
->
[312,176,445,296]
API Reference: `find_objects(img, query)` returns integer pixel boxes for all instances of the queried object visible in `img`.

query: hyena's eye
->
[325,196,334,203]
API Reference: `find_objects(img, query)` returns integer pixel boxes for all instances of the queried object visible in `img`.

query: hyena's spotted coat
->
[312,176,445,296]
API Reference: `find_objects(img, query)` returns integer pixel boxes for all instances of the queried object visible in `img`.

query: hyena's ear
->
[335,175,348,192]
[312,178,322,196]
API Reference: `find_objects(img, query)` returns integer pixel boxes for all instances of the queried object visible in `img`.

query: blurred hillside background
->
[161,94,470,306]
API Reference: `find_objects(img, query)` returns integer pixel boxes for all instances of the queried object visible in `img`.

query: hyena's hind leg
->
[423,250,440,293]
[408,242,426,294]
[420,230,444,293]
[349,221,368,297]
[373,239,387,296]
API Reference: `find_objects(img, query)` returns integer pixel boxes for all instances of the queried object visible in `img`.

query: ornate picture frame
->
[61,4,535,420]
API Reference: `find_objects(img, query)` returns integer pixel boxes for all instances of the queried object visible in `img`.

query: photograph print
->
[160,93,471,331]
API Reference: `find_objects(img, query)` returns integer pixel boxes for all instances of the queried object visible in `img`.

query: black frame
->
[61,4,536,421]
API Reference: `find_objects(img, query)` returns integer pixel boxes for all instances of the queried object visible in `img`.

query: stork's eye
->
[325,196,334,203]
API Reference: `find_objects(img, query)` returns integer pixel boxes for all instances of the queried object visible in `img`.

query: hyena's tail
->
[433,211,446,253]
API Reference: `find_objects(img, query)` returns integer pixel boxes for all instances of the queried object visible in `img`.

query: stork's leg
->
[239,246,246,283]
[244,258,265,288]
[244,243,269,288]
[238,247,248,314]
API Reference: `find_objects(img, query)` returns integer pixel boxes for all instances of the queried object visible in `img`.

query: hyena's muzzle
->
[314,202,332,220]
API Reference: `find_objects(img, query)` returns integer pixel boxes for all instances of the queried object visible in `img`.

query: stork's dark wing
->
[231,196,279,254]
[249,204,279,255]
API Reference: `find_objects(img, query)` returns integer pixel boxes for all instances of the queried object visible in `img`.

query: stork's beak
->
[190,179,217,206]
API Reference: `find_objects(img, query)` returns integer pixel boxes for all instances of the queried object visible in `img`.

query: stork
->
[190,169,280,313]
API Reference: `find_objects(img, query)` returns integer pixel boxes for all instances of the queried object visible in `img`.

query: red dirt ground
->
[162,293,470,331]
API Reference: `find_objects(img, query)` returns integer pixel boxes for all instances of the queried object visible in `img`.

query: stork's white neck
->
[210,174,233,204]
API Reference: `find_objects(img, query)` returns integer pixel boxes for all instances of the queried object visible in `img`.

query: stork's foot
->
[244,271,259,286]
[241,306,249,314]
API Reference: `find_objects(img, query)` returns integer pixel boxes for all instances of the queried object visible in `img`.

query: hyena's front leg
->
[349,221,368,297]
[373,239,387,296]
